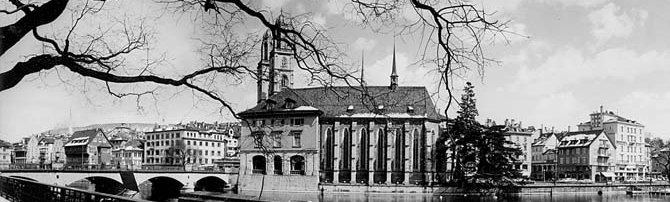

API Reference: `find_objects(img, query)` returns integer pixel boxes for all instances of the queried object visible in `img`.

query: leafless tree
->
[1,0,512,197]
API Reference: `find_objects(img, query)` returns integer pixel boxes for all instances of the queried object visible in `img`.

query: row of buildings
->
[231,15,658,193]
[529,106,652,182]
[2,122,242,171]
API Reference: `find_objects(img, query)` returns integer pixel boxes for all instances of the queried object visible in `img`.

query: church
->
[236,15,446,192]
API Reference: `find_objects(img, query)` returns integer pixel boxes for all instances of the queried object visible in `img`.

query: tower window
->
[281,75,289,87]
[281,57,288,69]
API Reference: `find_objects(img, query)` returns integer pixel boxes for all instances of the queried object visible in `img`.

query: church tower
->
[257,12,295,102]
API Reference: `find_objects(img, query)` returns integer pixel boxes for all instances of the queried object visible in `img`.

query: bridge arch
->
[67,176,125,195]
[139,176,184,201]
[194,176,227,192]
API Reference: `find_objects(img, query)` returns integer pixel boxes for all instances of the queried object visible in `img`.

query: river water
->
[238,191,670,202]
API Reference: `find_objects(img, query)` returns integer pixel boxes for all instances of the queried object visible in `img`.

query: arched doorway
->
[194,176,227,192]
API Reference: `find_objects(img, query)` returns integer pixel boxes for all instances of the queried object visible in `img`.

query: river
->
[237,191,670,202]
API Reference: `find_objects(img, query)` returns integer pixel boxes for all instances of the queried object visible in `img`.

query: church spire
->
[361,50,366,86]
[390,41,398,90]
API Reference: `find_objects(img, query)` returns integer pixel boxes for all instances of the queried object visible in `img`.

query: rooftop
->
[239,86,443,121]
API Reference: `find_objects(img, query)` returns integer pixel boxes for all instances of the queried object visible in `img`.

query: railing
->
[597,152,610,157]
[252,169,266,174]
[0,176,148,202]
[290,170,305,175]
[273,170,283,175]
[599,144,609,148]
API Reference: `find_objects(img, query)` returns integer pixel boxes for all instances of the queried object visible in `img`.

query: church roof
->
[239,86,444,121]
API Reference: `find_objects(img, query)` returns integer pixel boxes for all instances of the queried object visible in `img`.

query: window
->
[252,156,266,174]
[292,131,302,148]
[252,131,265,148]
[274,156,283,175]
[272,131,282,148]
[290,155,306,175]
[292,118,304,126]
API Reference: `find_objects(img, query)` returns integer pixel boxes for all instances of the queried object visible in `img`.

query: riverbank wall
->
[318,183,670,195]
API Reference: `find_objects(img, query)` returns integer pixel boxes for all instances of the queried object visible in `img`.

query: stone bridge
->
[0,170,238,201]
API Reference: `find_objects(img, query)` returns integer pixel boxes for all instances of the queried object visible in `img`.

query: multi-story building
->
[501,119,533,178]
[237,20,444,192]
[577,106,648,180]
[557,130,615,182]
[11,143,26,165]
[111,139,144,170]
[64,129,113,168]
[143,128,228,170]
[0,141,13,168]
[531,133,559,181]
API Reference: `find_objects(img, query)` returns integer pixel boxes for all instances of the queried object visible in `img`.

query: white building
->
[144,128,228,170]
[577,106,649,180]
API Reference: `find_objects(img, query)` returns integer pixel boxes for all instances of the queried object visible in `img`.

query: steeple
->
[390,41,398,90]
[361,51,366,86]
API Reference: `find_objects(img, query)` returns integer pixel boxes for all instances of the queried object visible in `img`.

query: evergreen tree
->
[439,82,523,189]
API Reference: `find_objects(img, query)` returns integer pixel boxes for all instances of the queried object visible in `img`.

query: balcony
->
[599,144,609,148]
[597,162,611,167]
[273,170,283,175]
[597,152,610,157]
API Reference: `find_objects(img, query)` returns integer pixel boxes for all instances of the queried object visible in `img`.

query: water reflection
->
[239,191,670,202]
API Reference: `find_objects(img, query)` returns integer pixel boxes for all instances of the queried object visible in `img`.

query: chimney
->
[568,126,571,132]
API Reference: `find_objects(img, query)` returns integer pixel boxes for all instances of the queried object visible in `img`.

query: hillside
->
[42,123,156,135]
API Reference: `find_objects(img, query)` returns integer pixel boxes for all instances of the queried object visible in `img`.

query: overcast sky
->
[2,0,670,142]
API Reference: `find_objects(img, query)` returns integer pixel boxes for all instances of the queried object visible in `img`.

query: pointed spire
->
[361,50,366,86]
[391,43,397,77]
[390,39,398,90]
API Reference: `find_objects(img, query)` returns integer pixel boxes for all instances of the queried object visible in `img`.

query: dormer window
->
[407,106,414,113]
[266,99,277,109]
[284,98,296,109]
[377,105,384,110]
[346,105,354,112]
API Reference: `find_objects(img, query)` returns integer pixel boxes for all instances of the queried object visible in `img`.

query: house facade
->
[531,133,558,181]
[0,141,13,168]
[64,129,113,168]
[557,130,615,182]
[143,128,228,170]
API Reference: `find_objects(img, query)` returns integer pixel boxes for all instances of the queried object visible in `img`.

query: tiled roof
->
[239,86,443,121]
[557,130,604,148]
[65,128,104,147]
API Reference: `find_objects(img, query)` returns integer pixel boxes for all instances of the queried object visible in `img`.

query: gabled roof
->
[64,128,106,147]
[557,130,604,148]
[239,86,444,121]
